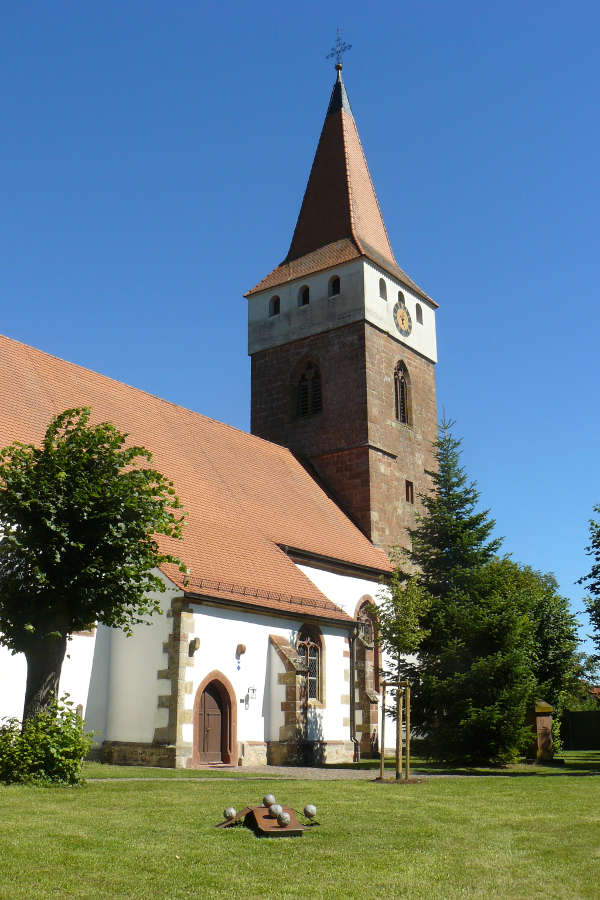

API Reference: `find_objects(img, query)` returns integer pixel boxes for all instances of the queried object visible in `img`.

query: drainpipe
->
[349,626,360,763]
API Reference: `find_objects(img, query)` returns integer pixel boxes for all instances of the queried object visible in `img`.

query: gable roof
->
[246,68,436,306]
[0,334,391,622]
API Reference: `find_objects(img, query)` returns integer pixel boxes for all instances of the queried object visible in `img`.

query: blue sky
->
[2,2,599,650]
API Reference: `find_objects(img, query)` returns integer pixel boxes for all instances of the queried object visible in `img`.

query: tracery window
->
[297,627,321,701]
[394,362,411,425]
[357,603,375,645]
[296,361,322,418]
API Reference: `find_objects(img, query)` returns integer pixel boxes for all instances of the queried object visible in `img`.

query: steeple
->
[247,55,439,554]
[247,65,433,303]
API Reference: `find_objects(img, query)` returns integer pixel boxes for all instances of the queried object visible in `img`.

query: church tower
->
[246,63,438,552]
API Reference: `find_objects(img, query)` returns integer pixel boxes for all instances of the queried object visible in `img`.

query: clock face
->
[393,300,412,337]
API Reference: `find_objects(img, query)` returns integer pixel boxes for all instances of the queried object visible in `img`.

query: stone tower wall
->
[250,319,437,551]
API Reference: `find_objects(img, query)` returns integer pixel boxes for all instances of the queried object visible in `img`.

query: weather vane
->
[326,28,351,68]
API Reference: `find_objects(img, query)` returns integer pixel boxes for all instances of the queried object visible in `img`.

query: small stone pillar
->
[527,699,554,762]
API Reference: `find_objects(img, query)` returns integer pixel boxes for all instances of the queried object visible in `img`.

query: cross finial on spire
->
[326,28,351,72]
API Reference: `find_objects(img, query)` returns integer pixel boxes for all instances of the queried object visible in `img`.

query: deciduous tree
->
[0,408,184,720]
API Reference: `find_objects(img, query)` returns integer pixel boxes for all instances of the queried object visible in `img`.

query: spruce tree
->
[400,421,534,764]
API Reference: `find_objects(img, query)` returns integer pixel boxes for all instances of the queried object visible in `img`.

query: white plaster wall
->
[60,632,97,711]
[0,632,98,723]
[363,261,438,363]
[0,645,27,720]
[248,259,365,354]
[315,627,349,741]
[247,259,437,365]
[181,605,300,746]
[105,574,178,743]
[296,564,381,619]
[180,603,352,747]
[266,639,285,742]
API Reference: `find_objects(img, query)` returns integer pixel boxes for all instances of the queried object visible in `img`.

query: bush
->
[0,695,92,784]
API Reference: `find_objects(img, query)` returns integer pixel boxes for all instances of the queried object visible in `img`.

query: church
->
[0,61,438,767]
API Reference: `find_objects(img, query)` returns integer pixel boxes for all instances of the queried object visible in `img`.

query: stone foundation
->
[101,741,177,768]
[239,741,268,766]
[267,739,354,766]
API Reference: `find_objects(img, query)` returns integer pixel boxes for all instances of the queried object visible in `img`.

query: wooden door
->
[198,684,223,762]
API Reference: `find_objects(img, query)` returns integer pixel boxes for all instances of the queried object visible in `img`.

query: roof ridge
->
[343,110,397,265]
[339,107,362,256]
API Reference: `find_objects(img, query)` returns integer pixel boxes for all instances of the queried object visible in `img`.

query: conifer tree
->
[399,421,534,764]
[578,505,600,655]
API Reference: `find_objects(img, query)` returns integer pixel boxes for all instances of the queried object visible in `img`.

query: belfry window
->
[298,285,310,307]
[297,627,322,701]
[379,278,387,300]
[328,275,340,297]
[394,362,411,425]
[416,303,423,324]
[296,362,322,418]
[269,295,280,317]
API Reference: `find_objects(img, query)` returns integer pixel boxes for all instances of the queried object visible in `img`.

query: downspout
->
[349,626,360,763]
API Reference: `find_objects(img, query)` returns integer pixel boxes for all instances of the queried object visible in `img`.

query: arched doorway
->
[192,672,237,766]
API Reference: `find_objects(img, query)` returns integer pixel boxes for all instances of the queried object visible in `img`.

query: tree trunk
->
[22,632,68,721]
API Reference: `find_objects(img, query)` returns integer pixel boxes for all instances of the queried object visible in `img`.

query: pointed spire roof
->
[247,66,435,305]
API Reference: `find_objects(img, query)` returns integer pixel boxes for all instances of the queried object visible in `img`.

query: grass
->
[325,748,600,776]
[1,760,599,898]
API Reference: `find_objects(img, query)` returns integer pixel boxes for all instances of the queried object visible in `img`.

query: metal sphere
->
[277,811,291,827]
[304,803,317,819]
[262,793,276,807]
[223,806,236,820]
[269,803,283,818]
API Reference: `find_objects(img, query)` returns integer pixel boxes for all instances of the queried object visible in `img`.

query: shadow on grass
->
[325,750,600,777]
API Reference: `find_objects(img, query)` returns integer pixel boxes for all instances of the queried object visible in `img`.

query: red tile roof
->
[246,72,436,306]
[0,334,391,622]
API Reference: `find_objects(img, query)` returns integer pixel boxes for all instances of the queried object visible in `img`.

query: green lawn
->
[324,748,600,776]
[1,763,599,898]
[82,761,286,780]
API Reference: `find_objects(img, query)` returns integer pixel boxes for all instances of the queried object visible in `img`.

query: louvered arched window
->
[394,362,411,425]
[296,361,322,418]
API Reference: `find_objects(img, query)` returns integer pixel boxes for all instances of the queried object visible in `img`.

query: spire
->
[246,54,435,305]
[327,65,352,116]
[283,66,396,268]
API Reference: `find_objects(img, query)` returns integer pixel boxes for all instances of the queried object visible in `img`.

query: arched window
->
[379,278,387,300]
[357,601,375,646]
[328,275,340,297]
[295,361,322,418]
[298,285,310,307]
[394,362,411,425]
[269,295,280,317]
[297,627,322,701]
[416,303,423,325]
